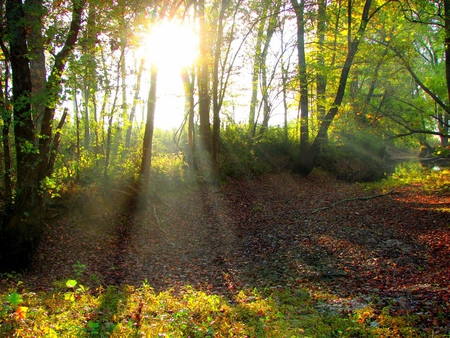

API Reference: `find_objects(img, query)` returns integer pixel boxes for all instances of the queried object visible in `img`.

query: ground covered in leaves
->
[21,171,450,335]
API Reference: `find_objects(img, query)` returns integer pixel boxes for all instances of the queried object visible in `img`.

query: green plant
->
[433,146,450,157]
[366,162,450,194]
[0,275,443,337]
[72,261,86,280]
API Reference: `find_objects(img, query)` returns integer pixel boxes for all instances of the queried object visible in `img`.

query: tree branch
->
[312,189,395,214]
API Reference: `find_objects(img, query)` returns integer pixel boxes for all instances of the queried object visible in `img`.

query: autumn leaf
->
[14,306,28,320]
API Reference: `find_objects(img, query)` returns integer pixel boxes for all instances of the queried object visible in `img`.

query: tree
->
[197,0,212,155]
[139,66,157,199]
[0,46,12,208]
[291,0,309,157]
[292,0,377,176]
[391,0,450,145]
[247,0,282,138]
[1,0,84,269]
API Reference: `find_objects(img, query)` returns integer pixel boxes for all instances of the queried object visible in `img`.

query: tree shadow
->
[16,172,450,331]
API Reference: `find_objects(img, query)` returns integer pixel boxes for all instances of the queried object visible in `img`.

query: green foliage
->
[19,140,38,154]
[316,130,392,182]
[220,124,296,178]
[151,153,186,187]
[8,292,23,307]
[366,162,450,194]
[433,146,450,158]
[40,176,62,199]
[66,279,77,289]
[72,261,86,280]
[1,275,439,337]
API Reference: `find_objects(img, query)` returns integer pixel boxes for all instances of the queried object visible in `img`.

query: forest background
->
[0,0,449,336]
[0,0,449,271]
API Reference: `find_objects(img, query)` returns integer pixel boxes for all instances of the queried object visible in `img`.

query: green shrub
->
[220,125,296,178]
[367,161,450,194]
[316,132,392,182]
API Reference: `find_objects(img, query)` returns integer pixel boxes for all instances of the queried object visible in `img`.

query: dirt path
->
[24,171,450,332]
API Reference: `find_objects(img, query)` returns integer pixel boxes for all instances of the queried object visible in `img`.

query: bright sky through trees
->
[140,20,198,130]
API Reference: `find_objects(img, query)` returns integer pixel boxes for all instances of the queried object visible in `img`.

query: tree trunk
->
[291,0,309,156]
[139,66,157,199]
[197,0,211,154]
[212,0,228,178]
[248,6,268,138]
[25,0,46,132]
[125,57,145,148]
[0,60,12,208]
[37,0,84,182]
[75,96,81,180]
[2,0,42,269]
[182,67,196,169]
[316,0,327,122]
[258,0,280,137]
[104,47,125,179]
[82,2,97,151]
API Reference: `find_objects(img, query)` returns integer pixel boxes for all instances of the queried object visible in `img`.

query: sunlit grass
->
[365,162,450,194]
[1,273,440,337]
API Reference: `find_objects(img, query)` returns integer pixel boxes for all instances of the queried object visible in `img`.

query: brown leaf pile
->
[26,171,450,333]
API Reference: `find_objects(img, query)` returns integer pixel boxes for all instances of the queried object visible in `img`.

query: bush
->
[220,125,296,178]
[316,132,393,182]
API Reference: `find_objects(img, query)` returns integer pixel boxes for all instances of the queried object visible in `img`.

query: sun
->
[145,20,198,72]
[133,20,198,130]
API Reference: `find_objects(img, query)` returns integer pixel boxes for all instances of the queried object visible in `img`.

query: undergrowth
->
[365,162,450,194]
[0,273,438,337]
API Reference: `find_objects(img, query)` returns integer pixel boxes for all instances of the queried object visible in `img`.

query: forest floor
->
[22,170,450,334]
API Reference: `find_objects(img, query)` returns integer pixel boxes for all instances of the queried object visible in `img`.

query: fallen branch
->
[312,189,395,214]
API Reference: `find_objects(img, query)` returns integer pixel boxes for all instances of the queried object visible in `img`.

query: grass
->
[0,273,439,337]
[365,162,450,194]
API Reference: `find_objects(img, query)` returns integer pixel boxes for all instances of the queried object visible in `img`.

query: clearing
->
[13,171,450,334]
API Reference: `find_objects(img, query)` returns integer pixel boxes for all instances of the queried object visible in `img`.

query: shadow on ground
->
[25,171,450,330]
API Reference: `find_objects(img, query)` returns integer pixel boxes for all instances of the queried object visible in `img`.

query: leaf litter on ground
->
[3,170,449,336]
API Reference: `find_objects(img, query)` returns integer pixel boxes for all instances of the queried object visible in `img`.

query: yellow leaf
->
[15,306,28,320]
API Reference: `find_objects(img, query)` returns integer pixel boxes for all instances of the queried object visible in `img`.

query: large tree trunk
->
[293,0,373,176]
[1,0,84,270]
[2,0,42,269]
[25,0,46,132]
[139,66,157,199]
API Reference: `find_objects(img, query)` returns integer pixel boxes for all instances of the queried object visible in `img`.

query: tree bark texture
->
[2,0,42,270]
